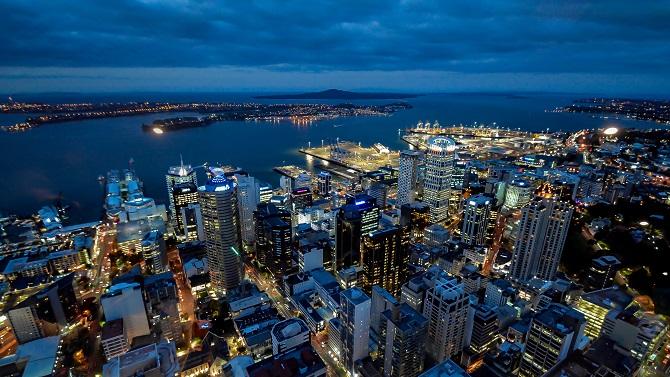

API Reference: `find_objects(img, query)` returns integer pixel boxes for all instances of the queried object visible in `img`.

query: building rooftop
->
[419,359,471,377]
[102,319,125,340]
[341,287,370,305]
[271,318,309,343]
[246,343,326,377]
[580,286,632,310]
[534,304,586,335]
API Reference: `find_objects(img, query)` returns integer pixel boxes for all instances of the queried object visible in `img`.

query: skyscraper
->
[166,161,197,229]
[518,304,586,377]
[400,202,431,241]
[340,287,371,375]
[235,174,260,244]
[380,303,428,377]
[423,277,469,362]
[509,198,573,281]
[360,226,409,296]
[462,304,498,367]
[424,137,456,223]
[397,150,421,207]
[172,182,200,239]
[198,175,243,295]
[334,195,379,273]
[140,229,167,274]
[254,203,292,270]
[502,179,533,211]
[317,171,332,195]
[461,194,492,247]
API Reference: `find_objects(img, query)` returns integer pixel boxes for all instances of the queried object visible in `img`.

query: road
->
[244,264,346,377]
[167,246,196,345]
[483,215,507,275]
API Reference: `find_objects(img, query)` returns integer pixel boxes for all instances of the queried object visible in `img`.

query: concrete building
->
[235,174,261,244]
[574,287,632,339]
[101,282,150,344]
[423,277,469,362]
[140,229,166,274]
[397,150,421,207]
[102,341,178,377]
[461,194,492,247]
[585,255,621,291]
[101,319,128,360]
[271,318,310,355]
[360,226,409,296]
[380,303,428,377]
[370,285,399,339]
[502,179,533,211]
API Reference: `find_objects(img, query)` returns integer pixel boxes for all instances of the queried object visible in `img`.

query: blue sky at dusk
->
[1,0,668,94]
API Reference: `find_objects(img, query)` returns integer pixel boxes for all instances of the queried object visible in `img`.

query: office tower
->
[140,229,167,274]
[462,304,498,366]
[360,226,409,296]
[166,161,197,227]
[290,187,313,212]
[6,274,80,344]
[380,304,428,377]
[348,194,380,233]
[423,277,469,362]
[483,278,517,308]
[400,202,431,241]
[317,171,332,195]
[370,286,399,339]
[451,160,467,190]
[198,175,243,295]
[259,182,273,203]
[143,272,182,343]
[254,203,292,269]
[171,182,199,238]
[367,182,389,208]
[271,318,310,355]
[334,205,362,272]
[181,203,204,242]
[101,282,151,344]
[509,198,573,281]
[519,304,586,377]
[585,255,621,290]
[502,179,532,211]
[340,287,371,375]
[236,175,260,244]
[424,136,456,223]
[461,194,492,246]
[574,287,632,339]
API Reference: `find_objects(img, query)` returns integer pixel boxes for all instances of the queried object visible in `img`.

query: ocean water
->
[0,92,659,223]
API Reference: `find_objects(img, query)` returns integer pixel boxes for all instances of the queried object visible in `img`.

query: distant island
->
[255,89,420,100]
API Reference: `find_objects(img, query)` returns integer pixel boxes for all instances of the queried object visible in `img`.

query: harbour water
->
[0,92,659,222]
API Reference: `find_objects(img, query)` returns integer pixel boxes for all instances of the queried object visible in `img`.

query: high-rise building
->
[397,149,422,208]
[461,194,492,247]
[462,304,498,367]
[180,203,204,242]
[509,198,573,281]
[518,304,586,377]
[340,287,371,375]
[198,175,243,295]
[423,277,469,362]
[101,282,151,344]
[380,303,428,377]
[574,287,632,339]
[602,306,669,362]
[349,194,380,233]
[166,161,197,228]
[334,205,362,272]
[140,229,167,274]
[585,255,621,291]
[259,182,273,204]
[171,182,199,238]
[360,226,409,296]
[236,175,260,244]
[254,203,292,270]
[502,179,532,211]
[367,182,389,209]
[424,137,456,223]
[317,171,332,195]
[143,272,183,343]
[370,285,399,339]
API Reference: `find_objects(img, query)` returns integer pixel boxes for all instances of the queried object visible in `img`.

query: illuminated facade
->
[166,162,197,230]
[397,150,421,207]
[423,277,469,362]
[172,182,199,239]
[360,226,409,296]
[461,194,492,247]
[424,137,456,223]
[198,175,243,295]
[502,179,533,211]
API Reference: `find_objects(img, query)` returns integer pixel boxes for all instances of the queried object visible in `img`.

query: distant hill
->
[255,89,420,100]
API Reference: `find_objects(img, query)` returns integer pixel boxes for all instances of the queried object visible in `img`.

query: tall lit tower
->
[166,158,197,228]
[423,276,469,362]
[198,175,243,295]
[461,194,492,246]
[397,150,421,207]
[235,174,260,244]
[510,198,573,281]
[423,137,456,223]
[340,287,371,375]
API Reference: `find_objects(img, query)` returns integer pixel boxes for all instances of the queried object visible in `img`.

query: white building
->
[423,277,469,362]
[397,150,421,207]
[271,318,310,355]
[235,175,260,244]
[101,282,150,344]
[340,287,371,374]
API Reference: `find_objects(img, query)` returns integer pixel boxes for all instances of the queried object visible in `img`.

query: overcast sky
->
[1,0,668,94]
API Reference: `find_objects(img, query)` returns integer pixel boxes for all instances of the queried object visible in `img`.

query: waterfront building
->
[379,303,428,377]
[461,194,492,247]
[510,198,573,281]
[140,229,167,274]
[424,137,456,223]
[101,282,150,344]
[235,175,260,244]
[171,181,199,239]
[423,277,469,362]
[397,150,421,207]
[291,186,313,212]
[259,182,273,204]
[518,304,586,377]
[271,318,310,355]
[198,174,243,295]
[166,161,197,229]
[360,226,409,296]
[502,179,533,211]
[340,287,371,375]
